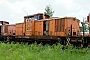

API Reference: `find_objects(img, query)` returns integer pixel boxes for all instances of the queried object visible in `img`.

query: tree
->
[44,5,54,18]
[80,20,89,32]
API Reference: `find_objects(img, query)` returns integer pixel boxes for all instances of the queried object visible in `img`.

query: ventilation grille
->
[55,19,65,32]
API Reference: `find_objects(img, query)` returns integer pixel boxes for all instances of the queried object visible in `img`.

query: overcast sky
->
[0,0,90,24]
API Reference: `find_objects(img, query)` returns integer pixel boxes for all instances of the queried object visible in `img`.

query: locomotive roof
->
[7,24,15,26]
[51,17,80,21]
[61,17,80,21]
[16,22,24,24]
[24,13,50,18]
[0,21,9,24]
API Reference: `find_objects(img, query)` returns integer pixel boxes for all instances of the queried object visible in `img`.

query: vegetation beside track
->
[0,42,90,60]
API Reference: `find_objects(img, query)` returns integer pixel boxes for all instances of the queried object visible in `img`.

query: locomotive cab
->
[0,21,9,36]
[23,13,50,36]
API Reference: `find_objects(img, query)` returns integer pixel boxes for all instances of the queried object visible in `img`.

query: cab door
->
[43,20,49,35]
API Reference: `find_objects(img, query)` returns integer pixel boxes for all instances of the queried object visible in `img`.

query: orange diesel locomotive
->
[15,13,80,37]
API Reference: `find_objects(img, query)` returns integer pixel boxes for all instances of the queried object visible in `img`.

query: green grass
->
[0,42,90,60]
